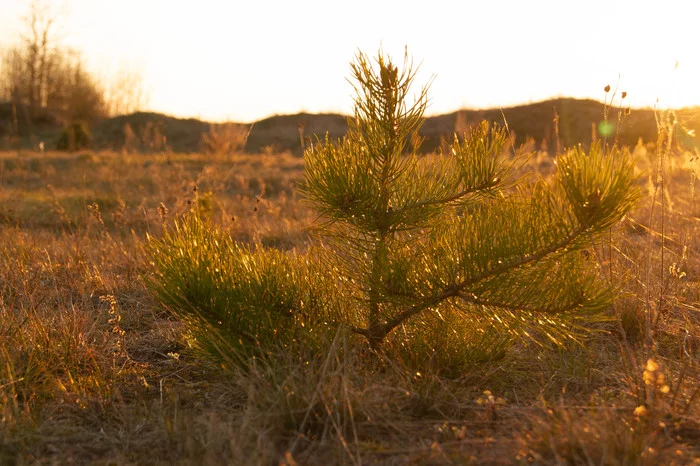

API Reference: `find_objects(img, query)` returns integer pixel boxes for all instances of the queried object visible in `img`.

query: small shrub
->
[201,122,251,156]
[145,213,336,366]
[56,121,92,151]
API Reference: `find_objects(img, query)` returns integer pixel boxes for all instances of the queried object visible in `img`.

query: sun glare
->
[602,1,700,110]
[1,0,699,120]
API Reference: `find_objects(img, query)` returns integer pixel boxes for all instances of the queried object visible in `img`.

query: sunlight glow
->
[1,0,698,121]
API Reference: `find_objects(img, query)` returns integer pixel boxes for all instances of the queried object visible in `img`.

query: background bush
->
[55,121,92,151]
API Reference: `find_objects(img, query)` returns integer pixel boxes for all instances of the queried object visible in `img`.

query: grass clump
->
[200,122,251,156]
[56,121,92,151]
[146,212,336,366]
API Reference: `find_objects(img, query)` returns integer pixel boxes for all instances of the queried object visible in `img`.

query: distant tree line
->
[0,0,147,141]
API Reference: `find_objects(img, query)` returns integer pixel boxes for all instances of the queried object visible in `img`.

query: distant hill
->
[2,98,699,154]
[246,113,348,153]
[94,112,210,152]
[256,99,699,154]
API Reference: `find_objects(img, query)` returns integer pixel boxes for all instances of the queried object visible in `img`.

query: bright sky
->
[1,0,699,122]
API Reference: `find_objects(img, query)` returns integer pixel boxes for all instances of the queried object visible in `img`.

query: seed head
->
[157,202,169,220]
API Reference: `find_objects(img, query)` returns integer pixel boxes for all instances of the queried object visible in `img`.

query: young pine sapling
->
[301,50,639,350]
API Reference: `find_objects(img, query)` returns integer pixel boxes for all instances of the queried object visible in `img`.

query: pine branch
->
[358,222,588,341]
[456,292,587,315]
[393,177,502,215]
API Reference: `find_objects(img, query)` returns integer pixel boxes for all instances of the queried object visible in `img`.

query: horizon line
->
[133,96,698,125]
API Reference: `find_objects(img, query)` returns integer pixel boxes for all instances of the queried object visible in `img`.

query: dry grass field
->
[0,142,698,465]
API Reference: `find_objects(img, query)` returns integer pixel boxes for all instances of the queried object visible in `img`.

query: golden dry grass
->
[0,146,697,465]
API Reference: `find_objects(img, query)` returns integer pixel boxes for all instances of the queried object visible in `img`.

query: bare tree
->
[15,0,64,113]
[0,48,23,101]
[0,0,111,126]
[100,64,149,116]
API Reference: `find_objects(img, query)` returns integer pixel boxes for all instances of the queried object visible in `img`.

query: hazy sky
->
[1,0,698,122]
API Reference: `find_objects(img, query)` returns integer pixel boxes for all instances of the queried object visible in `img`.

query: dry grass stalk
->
[201,122,251,156]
